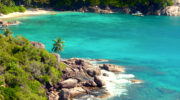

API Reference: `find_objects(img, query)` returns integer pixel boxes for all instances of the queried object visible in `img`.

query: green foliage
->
[0,5,26,14]
[0,0,173,14]
[3,28,13,37]
[0,30,65,100]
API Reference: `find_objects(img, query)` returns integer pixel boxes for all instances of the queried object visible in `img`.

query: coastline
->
[49,57,143,100]
[0,8,58,19]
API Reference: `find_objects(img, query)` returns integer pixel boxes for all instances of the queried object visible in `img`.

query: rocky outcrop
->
[46,58,142,100]
[162,0,180,16]
[130,79,143,84]
[86,67,101,77]
[59,89,70,100]
[163,6,180,16]
[78,6,113,14]
[48,91,59,100]
[59,87,86,100]
[99,64,125,72]
[83,80,97,87]
[59,78,78,89]
[94,76,105,87]
[30,41,45,49]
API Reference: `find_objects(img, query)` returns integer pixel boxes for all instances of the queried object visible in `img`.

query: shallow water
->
[6,12,180,99]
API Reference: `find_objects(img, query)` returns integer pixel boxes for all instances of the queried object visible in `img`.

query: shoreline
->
[0,8,59,19]
[52,57,143,100]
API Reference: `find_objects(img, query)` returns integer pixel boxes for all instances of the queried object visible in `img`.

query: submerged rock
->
[99,64,125,72]
[130,79,143,84]
[102,73,109,77]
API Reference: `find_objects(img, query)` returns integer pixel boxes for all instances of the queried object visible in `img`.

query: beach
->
[0,8,56,19]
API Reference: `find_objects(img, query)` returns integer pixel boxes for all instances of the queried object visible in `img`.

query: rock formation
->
[162,0,180,16]
[30,41,45,49]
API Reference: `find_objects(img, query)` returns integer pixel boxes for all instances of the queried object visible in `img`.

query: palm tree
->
[52,37,65,53]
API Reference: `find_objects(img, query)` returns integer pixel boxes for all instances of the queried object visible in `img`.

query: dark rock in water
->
[74,88,110,99]
[86,68,101,77]
[94,76,105,87]
[59,78,78,89]
[99,64,125,72]
[103,73,109,77]
[48,91,59,100]
[83,80,97,87]
[130,79,143,84]
[30,41,45,49]
[59,89,70,100]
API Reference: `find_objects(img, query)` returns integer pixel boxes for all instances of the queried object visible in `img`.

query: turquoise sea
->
[6,12,180,100]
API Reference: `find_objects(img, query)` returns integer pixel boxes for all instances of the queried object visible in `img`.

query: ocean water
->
[6,12,180,100]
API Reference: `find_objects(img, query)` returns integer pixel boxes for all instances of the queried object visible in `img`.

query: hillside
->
[0,0,173,15]
[0,29,65,100]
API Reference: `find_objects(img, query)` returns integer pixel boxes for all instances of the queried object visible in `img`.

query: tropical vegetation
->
[0,0,173,14]
[0,29,66,100]
[52,38,65,53]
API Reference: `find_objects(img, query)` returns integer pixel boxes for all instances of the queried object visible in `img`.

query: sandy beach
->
[0,8,56,19]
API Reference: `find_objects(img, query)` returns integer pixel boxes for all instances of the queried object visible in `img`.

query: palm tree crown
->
[52,37,65,53]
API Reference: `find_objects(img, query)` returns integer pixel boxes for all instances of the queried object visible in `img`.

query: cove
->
[8,12,180,100]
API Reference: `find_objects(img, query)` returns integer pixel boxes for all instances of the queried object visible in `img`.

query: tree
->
[89,0,100,6]
[52,37,65,53]
[4,28,13,37]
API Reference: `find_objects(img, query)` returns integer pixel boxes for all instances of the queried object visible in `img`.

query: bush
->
[0,31,65,99]
[19,6,26,12]
[0,5,26,15]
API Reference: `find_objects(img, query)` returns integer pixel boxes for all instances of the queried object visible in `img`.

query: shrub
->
[0,31,65,99]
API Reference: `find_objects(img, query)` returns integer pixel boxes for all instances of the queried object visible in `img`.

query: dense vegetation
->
[0,0,26,15]
[0,29,66,100]
[0,0,173,14]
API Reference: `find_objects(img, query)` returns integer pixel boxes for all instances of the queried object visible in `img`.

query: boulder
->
[59,89,70,100]
[100,10,112,14]
[69,87,86,97]
[130,79,143,84]
[162,0,180,16]
[88,6,102,13]
[94,76,105,87]
[99,64,125,72]
[59,78,78,89]
[83,80,97,87]
[48,91,59,100]
[86,68,101,77]
[163,6,180,16]
[59,87,86,99]
[102,73,109,77]
[30,41,45,49]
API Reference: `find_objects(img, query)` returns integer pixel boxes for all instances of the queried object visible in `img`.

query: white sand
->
[0,8,56,19]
